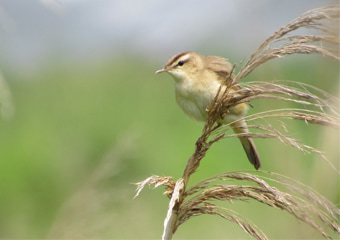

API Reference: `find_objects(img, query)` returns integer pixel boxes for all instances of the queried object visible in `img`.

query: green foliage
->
[0,55,338,238]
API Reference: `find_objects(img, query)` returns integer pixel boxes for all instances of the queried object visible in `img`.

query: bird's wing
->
[204,56,233,84]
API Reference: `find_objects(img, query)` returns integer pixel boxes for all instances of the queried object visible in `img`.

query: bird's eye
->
[178,60,185,66]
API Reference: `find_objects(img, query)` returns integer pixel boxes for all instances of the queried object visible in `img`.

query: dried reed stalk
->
[135,5,340,239]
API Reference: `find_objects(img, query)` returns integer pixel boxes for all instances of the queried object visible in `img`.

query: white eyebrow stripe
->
[178,54,190,62]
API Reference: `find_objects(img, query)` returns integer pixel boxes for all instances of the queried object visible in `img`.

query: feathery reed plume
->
[234,5,340,83]
[135,5,340,239]
[177,171,340,239]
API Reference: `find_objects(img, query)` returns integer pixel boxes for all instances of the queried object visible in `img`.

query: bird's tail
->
[231,121,261,170]
[239,137,261,170]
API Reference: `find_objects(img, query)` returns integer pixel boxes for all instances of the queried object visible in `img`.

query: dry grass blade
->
[134,175,175,198]
[235,5,340,82]
[177,202,268,240]
[260,172,340,232]
[135,5,340,240]
[218,81,340,119]
[176,171,340,239]
[212,79,340,173]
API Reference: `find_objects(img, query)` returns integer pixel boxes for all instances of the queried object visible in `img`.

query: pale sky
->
[0,0,337,71]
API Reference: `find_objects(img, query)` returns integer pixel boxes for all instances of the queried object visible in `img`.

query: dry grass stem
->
[134,175,175,198]
[162,179,185,240]
[136,171,340,239]
[135,5,340,239]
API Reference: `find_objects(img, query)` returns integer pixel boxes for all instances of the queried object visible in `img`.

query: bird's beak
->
[155,68,168,74]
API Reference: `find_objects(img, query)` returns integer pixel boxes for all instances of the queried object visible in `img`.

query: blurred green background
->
[0,1,339,239]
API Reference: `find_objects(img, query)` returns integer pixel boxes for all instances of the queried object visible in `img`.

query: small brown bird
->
[156,51,261,169]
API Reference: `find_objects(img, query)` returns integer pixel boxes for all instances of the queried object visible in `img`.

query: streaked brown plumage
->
[156,51,261,170]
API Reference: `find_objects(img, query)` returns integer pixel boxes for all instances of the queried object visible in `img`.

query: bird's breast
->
[174,79,220,122]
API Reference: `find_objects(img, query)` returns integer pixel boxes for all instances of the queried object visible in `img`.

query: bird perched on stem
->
[156,51,261,170]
